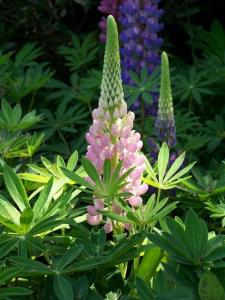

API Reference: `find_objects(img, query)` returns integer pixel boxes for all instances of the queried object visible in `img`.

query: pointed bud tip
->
[107,15,117,27]
[106,15,119,50]
[161,51,169,66]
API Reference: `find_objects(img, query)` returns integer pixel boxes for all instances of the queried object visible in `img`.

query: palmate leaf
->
[14,42,43,67]
[58,32,99,73]
[173,66,214,104]
[144,142,195,190]
[62,158,133,201]
[149,209,225,267]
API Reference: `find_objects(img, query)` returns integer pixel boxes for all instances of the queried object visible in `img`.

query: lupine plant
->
[65,16,148,233]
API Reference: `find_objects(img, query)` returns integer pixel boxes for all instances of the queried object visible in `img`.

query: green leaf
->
[135,277,155,300]
[8,256,54,275]
[62,168,93,190]
[28,217,67,236]
[158,143,169,183]
[143,194,156,222]
[72,276,89,300]
[165,218,192,260]
[199,271,225,300]
[4,165,29,210]
[18,240,28,257]
[0,214,21,233]
[0,268,20,285]
[157,287,194,300]
[41,156,60,177]
[82,157,102,188]
[57,245,82,271]
[26,236,47,253]
[145,158,158,183]
[20,207,34,230]
[166,162,196,184]
[0,287,32,296]
[90,228,106,256]
[67,151,78,171]
[53,275,73,300]
[163,152,186,182]
[204,246,225,262]
[136,245,162,283]
[0,238,19,258]
[33,177,53,220]
[0,196,20,224]
[103,159,111,188]
[185,209,208,261]
[102,211,135,225]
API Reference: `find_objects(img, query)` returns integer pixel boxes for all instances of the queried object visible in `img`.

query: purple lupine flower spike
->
[118,0,163,115]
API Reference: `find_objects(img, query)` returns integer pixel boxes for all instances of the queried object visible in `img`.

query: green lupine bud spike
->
[99,15,126,119]
[158,51,173,119]
[155,52,176,147]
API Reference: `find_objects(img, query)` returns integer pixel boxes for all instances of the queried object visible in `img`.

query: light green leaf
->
[82,157,102,188]
[4,165,29,210]
[67,151,78,171]
[166,162,196,184]
[158,143,169,183]
[163,152,186,182]
[33,177,53,220]
[20,207,34,232]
